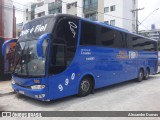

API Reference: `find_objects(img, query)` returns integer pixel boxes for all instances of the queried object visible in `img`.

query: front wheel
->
[78,77,92,97]
[136,69,144,82]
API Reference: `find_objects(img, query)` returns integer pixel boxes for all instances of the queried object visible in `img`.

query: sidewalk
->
[0,80,14,96]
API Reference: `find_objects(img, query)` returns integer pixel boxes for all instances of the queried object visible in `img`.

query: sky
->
[13,0,160,30]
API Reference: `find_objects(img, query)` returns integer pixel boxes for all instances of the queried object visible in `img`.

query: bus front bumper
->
[12,83,49,101]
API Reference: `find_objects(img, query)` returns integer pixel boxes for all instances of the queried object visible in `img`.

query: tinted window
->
[80,21,123,48]
[127,34,157,51]
[55,18,78,47]
[80,21,96,45]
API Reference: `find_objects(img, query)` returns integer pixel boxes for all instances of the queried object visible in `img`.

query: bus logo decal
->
[71,73,75,80]
[129,51,138,59]
[58,84,63,91]
[68,21,77,38]
[81,49,92,55]
[65,78,69,86]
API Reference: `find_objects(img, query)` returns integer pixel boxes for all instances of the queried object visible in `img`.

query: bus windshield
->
[13,40,47,77]
[13,16,55,77]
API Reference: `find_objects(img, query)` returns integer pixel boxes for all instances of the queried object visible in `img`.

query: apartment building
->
[23,0,137,32]
[139,30,160,41]
[0,0,16,38]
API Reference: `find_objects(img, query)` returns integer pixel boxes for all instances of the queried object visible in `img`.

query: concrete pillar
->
[97,0,104,22]
[0,0,4,37]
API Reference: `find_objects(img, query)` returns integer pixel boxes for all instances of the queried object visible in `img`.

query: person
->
[6,46,15,72]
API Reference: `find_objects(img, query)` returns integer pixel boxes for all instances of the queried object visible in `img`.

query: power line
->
[139,8,159,26]
[138,20,150,31]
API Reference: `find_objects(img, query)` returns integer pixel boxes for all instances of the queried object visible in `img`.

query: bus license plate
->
[19,91,24,94]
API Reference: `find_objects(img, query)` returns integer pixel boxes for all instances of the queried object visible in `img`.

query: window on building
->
[91,0,98,4]
[85,12,97,21]
[84,0,97,8]
[110,5,116,11]
[49,8,62,14]
[37,2,44,7]
[67,2,77,9]
[84,0,89,7]
[110,20,115,26]
[104,7,109,13]
[104,21,109,24]
[133,0,136,5]
[26,17,28,20]
[38,12,45,17]
[26,9,28,13]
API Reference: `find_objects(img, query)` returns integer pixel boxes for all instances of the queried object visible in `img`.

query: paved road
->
[0,74,160,119]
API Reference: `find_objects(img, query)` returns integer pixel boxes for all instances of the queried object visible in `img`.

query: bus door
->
[49,39,67,74]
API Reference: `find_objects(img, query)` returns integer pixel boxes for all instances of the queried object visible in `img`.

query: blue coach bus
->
[2,14,158,101]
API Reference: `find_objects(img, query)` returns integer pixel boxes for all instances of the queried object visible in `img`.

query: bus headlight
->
[12,79,15,84]
[31,85,45,90]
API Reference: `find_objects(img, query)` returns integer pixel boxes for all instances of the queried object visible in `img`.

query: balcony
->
[48,1,62,11]
[83,2,98,13]
[85,12,97,21]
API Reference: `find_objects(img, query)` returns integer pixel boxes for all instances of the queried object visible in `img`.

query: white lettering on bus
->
[34,24,48,32]
[65,78,69,86]
[86,57,95,61]
[20,24,48,36]
[71,73,75,80]
[129,51,138,59]
[58,84,63,91]
[81,49,92,55]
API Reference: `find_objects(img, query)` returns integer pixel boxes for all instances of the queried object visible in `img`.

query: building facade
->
[139,29,160,41]
[16,22,23,37]
[0,0,16,38]
[23,0,137,32]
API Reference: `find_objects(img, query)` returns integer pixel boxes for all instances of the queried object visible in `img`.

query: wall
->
[98,0,104,22]
[0,0,4,37]
[104,0,123,28]
[3,0,14,38]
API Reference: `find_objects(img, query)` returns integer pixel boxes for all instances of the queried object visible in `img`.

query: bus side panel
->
[77,46,139,89]
[137,51,158,75]
[48,63,81,100]
[47,47,158,100]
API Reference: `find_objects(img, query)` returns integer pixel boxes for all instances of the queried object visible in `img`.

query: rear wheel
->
[137,69,144,82]
[144,68,150,80]
[78,77,92,97]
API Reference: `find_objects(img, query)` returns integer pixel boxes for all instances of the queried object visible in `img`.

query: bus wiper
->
[26,46,30,76]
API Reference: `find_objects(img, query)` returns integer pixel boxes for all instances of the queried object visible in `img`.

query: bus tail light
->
[31,85,45,90]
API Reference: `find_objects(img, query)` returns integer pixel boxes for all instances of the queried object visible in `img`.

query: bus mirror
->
[37,33,51,58]
[2,39,17,56]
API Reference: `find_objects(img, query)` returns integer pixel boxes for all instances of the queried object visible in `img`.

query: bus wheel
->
[137,69,144,82]
[78,77,92,97]
[144,68,150,80]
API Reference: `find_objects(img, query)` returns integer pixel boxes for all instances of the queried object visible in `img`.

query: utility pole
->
[131,8,144,33]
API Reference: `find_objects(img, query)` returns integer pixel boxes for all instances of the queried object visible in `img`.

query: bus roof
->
[26,14,157,42]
